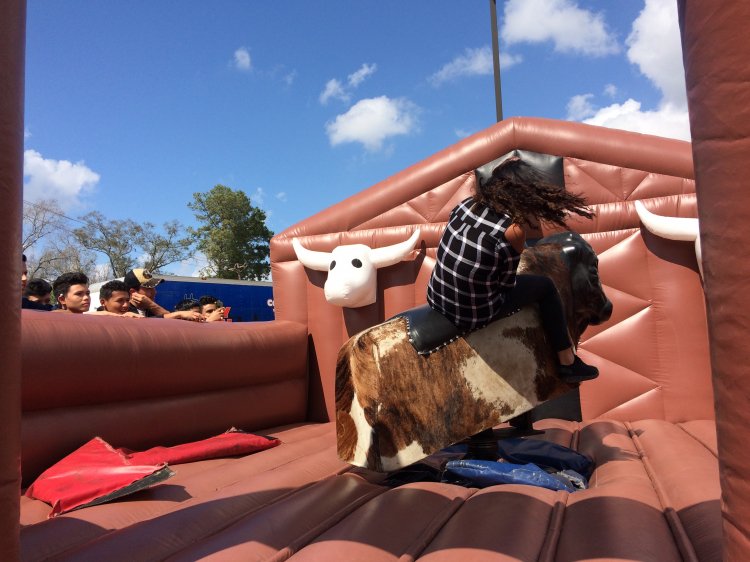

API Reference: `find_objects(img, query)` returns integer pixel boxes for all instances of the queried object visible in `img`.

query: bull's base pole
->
[464,411,545,460]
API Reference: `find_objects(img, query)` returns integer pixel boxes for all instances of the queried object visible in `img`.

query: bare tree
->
[27,234,102,282]
[73,211,141,278]
[141,220,195,274]
[23,201,196,282]
[22,199,67,253]
[22,199,103,282]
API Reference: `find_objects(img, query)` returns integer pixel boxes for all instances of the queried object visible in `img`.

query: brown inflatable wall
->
[20,315,310,485]
[0,1,25,559]
[271,117,711,426]
[679,0,750,557]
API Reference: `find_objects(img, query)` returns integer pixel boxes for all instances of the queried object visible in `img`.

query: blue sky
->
[23,0,688,276]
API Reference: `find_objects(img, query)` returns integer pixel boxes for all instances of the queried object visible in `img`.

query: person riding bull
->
[427,156,599,384]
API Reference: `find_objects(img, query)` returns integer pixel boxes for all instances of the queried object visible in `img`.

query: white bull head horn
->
[635,200,703,279]
[292,238,331,271]
[370,229,422,268]
[635,200,699,241]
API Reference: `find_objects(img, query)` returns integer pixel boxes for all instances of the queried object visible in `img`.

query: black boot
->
[559,356,599,384]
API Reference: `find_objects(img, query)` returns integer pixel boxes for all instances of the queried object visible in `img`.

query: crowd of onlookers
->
[21,254,229,322]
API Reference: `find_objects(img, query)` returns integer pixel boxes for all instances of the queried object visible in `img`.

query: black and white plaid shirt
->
[427,197,521,328]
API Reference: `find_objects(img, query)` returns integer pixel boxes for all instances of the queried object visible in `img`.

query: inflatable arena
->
[2,2,749,560]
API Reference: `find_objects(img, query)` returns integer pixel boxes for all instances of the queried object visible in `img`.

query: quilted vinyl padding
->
[21,421,719,561]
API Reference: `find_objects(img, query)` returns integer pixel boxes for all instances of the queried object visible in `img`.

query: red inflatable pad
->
[26,429,280,517]
[24,437,171,518]
[123,429,280,466]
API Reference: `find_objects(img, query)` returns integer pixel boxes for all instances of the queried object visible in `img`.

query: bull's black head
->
[537,232,613,337]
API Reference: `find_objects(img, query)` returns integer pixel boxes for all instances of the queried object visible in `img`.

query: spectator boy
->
[174,298,201,314]
[123,268,169,317]
[51,272,91,314]
[124,268,201,321]
[21,253,27,291]
[23,278,54,311]
[199,295,226,322]
[96,280,141,317]
[21,253,47,310]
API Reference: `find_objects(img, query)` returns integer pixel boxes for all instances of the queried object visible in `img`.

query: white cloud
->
[502,53,523,72]
[326,96,418,151]
[348,63,377,87]
[567,0,689,142]
[320,63,377,105]
[320,78,348,105]
[276,191,288,202]
[627,0,686,107]
[234,47,252,71]
[172,251,211,278]
[284,70,297,86]
[502,0,619,57]
[501,53,523,70]
[455,129,473,138]
[566,93,596,120]
[23,149,100,209]
[24,127,31,139]
[251,187,265,207]
[582,99,690,140]
[430,47,521,86]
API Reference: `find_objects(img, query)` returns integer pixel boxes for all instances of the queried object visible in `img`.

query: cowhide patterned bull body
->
[336,232,612,472]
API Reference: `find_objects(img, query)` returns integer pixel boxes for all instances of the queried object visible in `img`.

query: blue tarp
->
[443,459,586,492]
[496,437,593,477]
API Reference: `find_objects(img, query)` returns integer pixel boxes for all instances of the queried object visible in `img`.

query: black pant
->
[494,274,571,352]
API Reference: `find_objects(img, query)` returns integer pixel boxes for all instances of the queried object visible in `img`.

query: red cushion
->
[25,437,170,517]
[124,430,280,465]
[26,430,281,517]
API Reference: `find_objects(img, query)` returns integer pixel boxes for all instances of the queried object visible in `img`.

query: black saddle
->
[391,304,467,356]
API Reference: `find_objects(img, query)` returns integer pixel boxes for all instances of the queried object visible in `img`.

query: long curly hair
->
[473,157,594,228]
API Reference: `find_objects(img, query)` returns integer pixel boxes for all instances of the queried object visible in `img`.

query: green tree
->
[188,185,273,280]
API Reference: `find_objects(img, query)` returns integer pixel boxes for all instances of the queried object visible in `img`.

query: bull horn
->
[634,200,699,241]
[635,200,703,279]
[292,238,333,272]
[370,229,421,269]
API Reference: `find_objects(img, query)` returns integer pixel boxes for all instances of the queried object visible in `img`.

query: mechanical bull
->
[336,232,613,471]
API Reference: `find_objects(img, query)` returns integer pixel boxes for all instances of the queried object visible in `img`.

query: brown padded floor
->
[20,419,721,562]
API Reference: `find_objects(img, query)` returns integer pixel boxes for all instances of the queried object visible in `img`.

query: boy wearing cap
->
[123,268,170,317]
[124,268,202,321]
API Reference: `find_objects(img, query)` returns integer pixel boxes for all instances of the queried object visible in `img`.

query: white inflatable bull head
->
[635,200,703,279]
[293,229,421,308]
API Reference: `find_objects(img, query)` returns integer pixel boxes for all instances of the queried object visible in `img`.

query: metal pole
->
[490,0,503,122]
